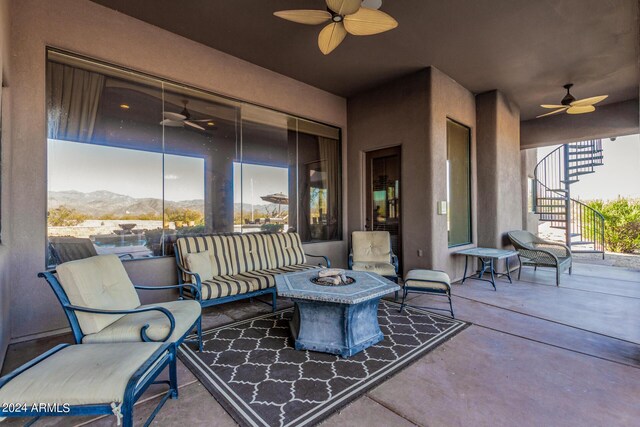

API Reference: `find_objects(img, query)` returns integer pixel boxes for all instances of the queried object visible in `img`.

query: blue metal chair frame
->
[399,274,455,318]
[173,243,330,313]
[38,271,203,351]
[0,342,177,427]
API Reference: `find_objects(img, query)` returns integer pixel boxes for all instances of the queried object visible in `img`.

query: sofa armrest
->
[65,304,176,343]
[306,253,331,267]
[174,263,203,300]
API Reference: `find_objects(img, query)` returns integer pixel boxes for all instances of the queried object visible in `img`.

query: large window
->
[46,50,341,265]
[446,119,472,247]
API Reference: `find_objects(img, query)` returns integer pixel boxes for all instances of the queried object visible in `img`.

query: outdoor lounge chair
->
[0,342,176,426]
[48,236,134,264]
[507,230,572,286]
[349,231,399,298]
[39,254,203,350]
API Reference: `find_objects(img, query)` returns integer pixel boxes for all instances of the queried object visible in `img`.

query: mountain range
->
[48,190,286,217]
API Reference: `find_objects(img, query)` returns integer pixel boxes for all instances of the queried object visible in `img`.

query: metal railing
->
[533,140,605,256]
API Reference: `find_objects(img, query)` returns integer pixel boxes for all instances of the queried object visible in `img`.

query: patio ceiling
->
[90,0,638,121]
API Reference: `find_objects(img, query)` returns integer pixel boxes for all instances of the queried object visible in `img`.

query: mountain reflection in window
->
[45,49,341,266]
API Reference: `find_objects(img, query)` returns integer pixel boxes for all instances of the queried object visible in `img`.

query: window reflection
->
[46,50,341,266]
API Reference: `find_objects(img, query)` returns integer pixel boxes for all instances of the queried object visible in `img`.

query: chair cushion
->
[237,264,319,290]
[226,234,273,274]
[82,300,201,344]
[185,251,214,282]
[176,235,238,283]
[264,233,306,268]
[198,275,256,300]
[404,269,451,291]
[352,231,392,263]
[351,261,397,277]
[56,255,141,335]
[0,343,164,406]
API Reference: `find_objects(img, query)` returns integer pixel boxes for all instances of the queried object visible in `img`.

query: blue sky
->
[47,140,288,204]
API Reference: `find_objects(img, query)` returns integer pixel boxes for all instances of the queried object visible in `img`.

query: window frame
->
[45,48,343,267]
[446,118,473,248]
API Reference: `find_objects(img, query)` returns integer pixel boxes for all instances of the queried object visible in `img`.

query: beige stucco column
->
[475,90,522,257]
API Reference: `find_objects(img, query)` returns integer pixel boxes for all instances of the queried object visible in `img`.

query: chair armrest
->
[134,284,201,300]
[64,304,176,343]
[175,263,203,300]
[118,253,135,260]
[391,253,399,273]
[517,247,560,266]
[535,242,572,257]
[348,252,354,270]
[306,253,331,267]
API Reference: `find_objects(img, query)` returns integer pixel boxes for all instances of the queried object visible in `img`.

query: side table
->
[455,247,518,290]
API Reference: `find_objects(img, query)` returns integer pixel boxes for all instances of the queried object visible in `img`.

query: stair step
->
[561,179,580,184]
[570,240,595,246]
[568,164,595,171]
[549,189,568,193]
[567,171,595,178]
[568,155,603,163]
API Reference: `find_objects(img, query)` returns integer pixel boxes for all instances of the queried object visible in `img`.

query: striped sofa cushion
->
[185,275,255,301]
[225,234,273,274]
[176,235,238,283]
[238,264,318,290]
[264,233,307,268]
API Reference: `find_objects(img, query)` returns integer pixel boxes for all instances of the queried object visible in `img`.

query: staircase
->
[533,139,605,257]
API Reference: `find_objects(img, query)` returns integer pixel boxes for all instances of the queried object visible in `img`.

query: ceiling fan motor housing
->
[561,83,575,105]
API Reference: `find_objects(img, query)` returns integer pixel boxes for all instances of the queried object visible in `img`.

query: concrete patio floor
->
[2,262,639,426]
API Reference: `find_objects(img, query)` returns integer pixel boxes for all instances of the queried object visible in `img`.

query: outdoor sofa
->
[174,232,330,311]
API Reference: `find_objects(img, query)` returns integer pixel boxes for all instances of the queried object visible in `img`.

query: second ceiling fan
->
[274,0,398,55]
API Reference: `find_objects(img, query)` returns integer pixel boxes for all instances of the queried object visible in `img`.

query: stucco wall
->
[347,70,430,273]
[520,148,539,234]
[476,90,522,251]
[347,68,477,281]
[7,0,347,341]
[429,68,477,281]
[0,0,11,367]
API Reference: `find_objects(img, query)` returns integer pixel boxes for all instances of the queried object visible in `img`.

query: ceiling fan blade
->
[540,104,566,109]
[343,8,398,35]
[190,118,216,122]
[318,22,347,55]
[273,10,332,25]
[160,119,184,127]
[570,95,608,107]
[184,120,206,131]
[163,111,187,121]
[326,0,362,16]
[536,108,567,118]
[566,105,596,115]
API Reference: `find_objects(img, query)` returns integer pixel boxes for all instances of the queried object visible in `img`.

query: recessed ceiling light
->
[119,104,130,110]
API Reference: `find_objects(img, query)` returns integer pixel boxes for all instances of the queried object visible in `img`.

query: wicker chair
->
[507,230,572,286]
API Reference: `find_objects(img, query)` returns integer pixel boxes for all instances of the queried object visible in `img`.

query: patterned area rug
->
[179,301,468,427]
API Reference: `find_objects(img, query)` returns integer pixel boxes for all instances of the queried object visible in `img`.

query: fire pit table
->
[275,269,400,358]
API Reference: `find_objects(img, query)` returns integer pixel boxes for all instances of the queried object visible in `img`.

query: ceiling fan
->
[274,0,398,55]
[160,100,215,131]
[537,84,608,118]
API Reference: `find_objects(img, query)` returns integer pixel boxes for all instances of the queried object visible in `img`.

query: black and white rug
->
[179,301,468,427]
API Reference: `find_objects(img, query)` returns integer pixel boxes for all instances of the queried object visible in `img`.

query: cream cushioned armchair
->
[39,254,202,350]
[349,231,399,286]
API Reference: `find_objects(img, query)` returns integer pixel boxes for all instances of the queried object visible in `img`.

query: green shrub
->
[48,206,88,227]
[587,198,640,253]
